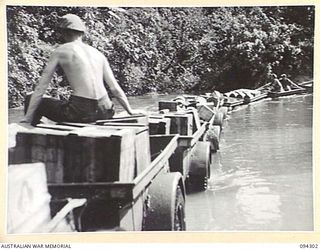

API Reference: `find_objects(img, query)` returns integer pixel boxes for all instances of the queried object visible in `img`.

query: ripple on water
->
[189,95,313,231]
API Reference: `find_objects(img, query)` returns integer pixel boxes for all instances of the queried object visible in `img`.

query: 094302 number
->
[300,244,318,249]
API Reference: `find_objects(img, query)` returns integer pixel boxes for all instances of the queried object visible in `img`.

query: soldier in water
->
[21,14,140,126]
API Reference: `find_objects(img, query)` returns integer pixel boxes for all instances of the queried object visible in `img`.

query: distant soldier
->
[270,73,284,92]
[21,14,140,126]
[280,74,304,91]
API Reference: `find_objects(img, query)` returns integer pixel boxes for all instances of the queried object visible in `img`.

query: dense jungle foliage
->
[7,6,314,108]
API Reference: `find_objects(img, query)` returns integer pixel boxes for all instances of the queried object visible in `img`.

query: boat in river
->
[268,88,306,98]
[243,92,269,104]
[298,80,313,93]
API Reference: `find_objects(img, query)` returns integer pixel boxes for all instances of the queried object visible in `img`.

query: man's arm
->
[21,53,59,123]
[276,79,285,92]
[288,78,304,89]
[102,57,135,115]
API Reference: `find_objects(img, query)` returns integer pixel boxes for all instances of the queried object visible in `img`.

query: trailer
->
[62,114,212,191]
[48,134,185,231]
[170,121,212,191]
[8,123,186,232]
[150,101,226,191]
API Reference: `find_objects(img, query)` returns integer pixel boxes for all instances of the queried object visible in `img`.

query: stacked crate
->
[158,101,179,112]
[10,126,138,183]
[197,104,215,122]
[148,115,171,135]
[93,123,151,175]
[164,113,193,136]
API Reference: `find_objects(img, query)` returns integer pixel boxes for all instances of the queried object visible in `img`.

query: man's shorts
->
[25,94,115,126]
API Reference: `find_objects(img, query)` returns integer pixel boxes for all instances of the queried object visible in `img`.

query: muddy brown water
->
[8,93,313,231]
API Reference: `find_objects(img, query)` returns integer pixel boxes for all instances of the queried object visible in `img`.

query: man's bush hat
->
[58,14,86,32]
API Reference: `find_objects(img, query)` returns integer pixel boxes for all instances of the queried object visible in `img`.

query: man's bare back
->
[56,41,111,104]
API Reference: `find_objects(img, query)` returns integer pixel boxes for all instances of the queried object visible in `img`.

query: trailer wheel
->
[218,107,228,119]
[188,141,211,191]
[143,173,186,231]
[173,186,186,231]
[203,125,221,152]
[213,111,224,127]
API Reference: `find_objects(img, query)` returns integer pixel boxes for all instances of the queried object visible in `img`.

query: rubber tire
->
[188,141,211,191]
[213,112,224,127]
[143,173,186,231]
[189,175,208,191]
[204,125,220,152]
[218,107,228,119]
[173,186,186,231]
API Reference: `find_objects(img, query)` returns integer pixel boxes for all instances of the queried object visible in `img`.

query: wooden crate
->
[148,117,171,135]
[7,162,51,233]
[197,104,215,122]
[159,101,179,112]
[165,113,193,136]
[185,108,201,132]
[96,123,151,176]
[13,126,136,183]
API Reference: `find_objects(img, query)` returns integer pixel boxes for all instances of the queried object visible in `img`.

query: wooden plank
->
[120,196,144,230]
[96,115,148,125]
[37,124,78,131]
[48,183,134,202]
[99,123,147,128]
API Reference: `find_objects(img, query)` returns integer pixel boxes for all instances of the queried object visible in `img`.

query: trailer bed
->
[48,135,178,207]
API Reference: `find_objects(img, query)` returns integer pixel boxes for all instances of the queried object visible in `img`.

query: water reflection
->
[187,95,313,231]
[208,152,282,228]
[236,186,281,226]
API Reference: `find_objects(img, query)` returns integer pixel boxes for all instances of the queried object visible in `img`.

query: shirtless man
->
[21,14,139,126]
[269,73,284,92]
[280,74,304,91]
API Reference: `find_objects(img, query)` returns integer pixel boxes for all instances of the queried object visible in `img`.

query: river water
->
[187,94,313,231]
[8,93,314,231]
